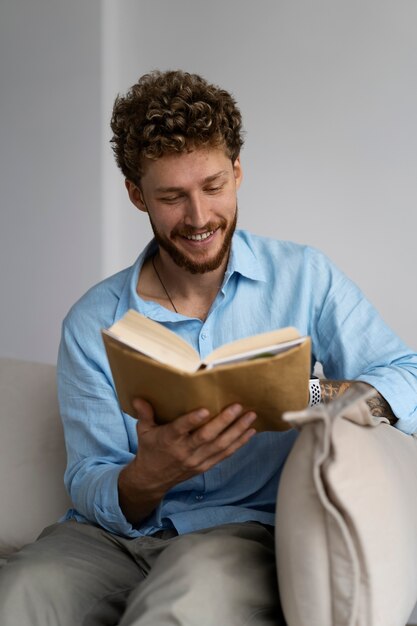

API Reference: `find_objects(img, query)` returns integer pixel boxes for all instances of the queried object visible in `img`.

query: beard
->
[149,206,238,275]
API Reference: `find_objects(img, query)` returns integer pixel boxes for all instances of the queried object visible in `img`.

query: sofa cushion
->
[276,384,417,626]
[0,358,70,558]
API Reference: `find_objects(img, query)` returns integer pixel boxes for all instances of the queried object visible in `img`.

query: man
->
[0,70,416,625]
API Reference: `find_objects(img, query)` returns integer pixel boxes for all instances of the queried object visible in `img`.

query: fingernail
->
[196,409,210,421]
[243,412,257,425]
[230,404,243,417]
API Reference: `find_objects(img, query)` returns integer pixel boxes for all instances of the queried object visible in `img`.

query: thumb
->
[132,398,156,431]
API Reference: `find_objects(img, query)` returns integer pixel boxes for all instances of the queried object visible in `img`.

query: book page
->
[203,336,307,369]
[203,327,301,366]
[105,310,201,372]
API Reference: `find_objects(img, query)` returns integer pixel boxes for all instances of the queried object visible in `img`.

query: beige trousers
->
[0,520,286,626]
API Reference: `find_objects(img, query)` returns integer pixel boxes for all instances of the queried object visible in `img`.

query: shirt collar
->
[114,229,267,323]
[225,229,267,283]
[113,239,163,322]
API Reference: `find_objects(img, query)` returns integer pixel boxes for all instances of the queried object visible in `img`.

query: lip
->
[177,228,219,249]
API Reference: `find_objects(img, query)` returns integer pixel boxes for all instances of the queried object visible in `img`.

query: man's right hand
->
[118,399,257,525]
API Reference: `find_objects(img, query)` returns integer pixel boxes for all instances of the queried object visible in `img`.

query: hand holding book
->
[118,398,259,524]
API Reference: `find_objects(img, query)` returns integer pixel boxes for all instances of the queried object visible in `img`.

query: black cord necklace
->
[151,255,178,314]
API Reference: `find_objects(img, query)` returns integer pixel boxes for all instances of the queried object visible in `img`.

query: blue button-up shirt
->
[57,230,417,537]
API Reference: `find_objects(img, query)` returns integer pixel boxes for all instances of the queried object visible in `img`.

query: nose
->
[183,192,210,228]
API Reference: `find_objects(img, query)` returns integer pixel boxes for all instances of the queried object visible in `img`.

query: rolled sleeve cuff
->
[78,465,141,538]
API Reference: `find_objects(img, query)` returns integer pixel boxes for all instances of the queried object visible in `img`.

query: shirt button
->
[195,495,204,501]
[201,332,207,340]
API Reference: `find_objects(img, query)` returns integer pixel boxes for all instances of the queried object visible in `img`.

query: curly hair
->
[110,70,244,185]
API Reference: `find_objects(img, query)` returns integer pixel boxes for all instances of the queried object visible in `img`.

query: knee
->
[157,531,270,590]
[163,529,274,576]
[0,548,68,605]
[162,533,229,576]
[128,531,280,626]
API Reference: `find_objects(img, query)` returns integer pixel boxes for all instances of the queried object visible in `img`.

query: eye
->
[159,195,183,204]
[205,184,224,194]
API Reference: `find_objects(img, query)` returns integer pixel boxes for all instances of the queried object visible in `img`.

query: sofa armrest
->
[0,358,71,558]
[276,384,417,626]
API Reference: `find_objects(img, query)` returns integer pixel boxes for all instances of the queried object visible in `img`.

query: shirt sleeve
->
[57,310,143,537]
[309,250,417,434]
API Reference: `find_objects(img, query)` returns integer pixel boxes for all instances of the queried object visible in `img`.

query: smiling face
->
[127,147,243,274]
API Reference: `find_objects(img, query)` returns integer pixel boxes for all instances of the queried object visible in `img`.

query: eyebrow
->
[155,170,229,193]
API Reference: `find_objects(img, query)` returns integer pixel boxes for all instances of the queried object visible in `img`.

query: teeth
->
[186,231,214,241]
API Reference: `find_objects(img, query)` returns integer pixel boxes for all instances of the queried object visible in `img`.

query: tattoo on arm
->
[320,380,398,425]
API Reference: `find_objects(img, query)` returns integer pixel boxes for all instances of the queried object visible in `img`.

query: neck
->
[147,248,227,320]
[156,248,228,300]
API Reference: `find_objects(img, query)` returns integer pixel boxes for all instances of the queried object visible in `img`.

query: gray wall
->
[1,0,416,365]
[0,0,102,363]
[103,0,417,353]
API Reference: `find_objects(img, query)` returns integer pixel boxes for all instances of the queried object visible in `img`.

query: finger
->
[189,410,257,460]
[169,407,212,435]
[189,426,257,473]
[132,398,156,432]
[134,402,212,440]
[212,411,257,450]
[189,404,247,447]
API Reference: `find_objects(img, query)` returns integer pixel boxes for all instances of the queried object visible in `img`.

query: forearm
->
[320,380,398,425]
[118,460,170,526]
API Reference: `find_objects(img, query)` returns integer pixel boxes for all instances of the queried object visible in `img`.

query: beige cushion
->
[276,384,417,626]
[0,358,70,558]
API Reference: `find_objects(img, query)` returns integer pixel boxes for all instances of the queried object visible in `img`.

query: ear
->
[125,179,147,213]
[233,156,243,190]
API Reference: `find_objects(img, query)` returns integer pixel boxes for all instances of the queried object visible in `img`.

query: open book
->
[102,310,311,432]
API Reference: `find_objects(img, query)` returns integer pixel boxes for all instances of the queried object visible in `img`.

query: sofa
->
[0,358,70,565]
[1,357,417,625]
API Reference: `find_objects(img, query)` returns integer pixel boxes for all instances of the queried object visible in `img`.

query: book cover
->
[102,311,311,432]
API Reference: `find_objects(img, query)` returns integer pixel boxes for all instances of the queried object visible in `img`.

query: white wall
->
[1,0,416,362]
[102,0,417,352]
[0,0,103,363]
